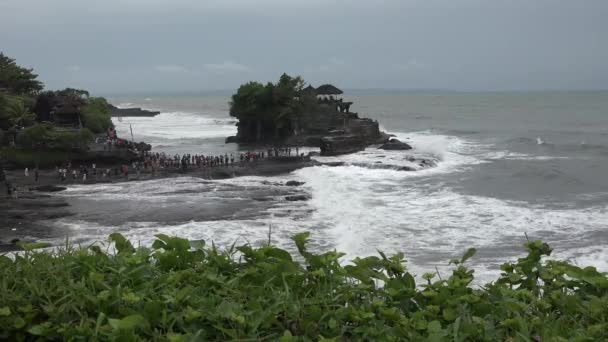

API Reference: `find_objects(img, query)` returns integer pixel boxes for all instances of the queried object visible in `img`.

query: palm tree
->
[5,98,35,128]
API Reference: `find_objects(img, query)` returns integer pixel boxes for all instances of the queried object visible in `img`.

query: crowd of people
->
[11,146,304,187]
[141,146,300,171]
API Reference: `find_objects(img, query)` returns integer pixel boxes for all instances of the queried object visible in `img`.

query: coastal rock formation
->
[33,185,67,192]
[109,105,160,117]
[285,195,310,201]
[379,139,412,150]
[228,75,386,156]
[320,135,369,156]
[285,181,305,186]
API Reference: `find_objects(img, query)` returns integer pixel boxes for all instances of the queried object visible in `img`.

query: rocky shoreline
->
[0,150,437,252]
[0,156,316,251]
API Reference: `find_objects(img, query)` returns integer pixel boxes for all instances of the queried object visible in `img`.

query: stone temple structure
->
[287,84,387,155]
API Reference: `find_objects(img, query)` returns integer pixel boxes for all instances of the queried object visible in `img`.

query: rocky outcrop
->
[33,185,67,192]
[285,195,310,201]
[109,105,160,117]
[285,181,305,186]
[320,135,370,156]
[379,139,412,150]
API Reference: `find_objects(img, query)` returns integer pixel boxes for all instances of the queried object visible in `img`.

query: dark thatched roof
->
[297,85,317,97]
[302,85,316,93]
[52,101,80,115]
[315,84,343,95]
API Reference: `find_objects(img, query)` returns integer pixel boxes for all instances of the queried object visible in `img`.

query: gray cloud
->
[204,62,251,73]
[155,65,189,73]
[1,0,607,94]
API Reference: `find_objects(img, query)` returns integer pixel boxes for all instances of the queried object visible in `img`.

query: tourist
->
[34,168,39,183]
[24,167,29,177]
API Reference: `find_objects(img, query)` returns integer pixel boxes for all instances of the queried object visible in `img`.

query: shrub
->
[17,123,92,149]
[0,147,70,167]
[81,97,112,133]
[0,233,606,340]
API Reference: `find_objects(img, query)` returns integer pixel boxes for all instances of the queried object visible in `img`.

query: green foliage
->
[0,92,35,130]
[0,147,70,167]
[81,97,112,133]
[230,74,307,122]
[230,74,311,141]
[56,87,89,99]
[0,52,44,95]
[17,123,92,149]
[0,234,606,341]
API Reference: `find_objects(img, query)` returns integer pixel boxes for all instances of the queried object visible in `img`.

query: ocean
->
[48,91,608,283]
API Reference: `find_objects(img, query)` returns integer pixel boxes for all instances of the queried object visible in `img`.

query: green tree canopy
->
[17,123,93,149]
[0,92,35,130]
[0,52,44,95]
[229,73,306,123]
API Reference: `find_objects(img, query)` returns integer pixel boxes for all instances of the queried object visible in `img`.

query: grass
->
[0,233,607,341]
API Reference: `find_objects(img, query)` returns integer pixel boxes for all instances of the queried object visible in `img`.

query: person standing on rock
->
[24,167,29,177]
[34,168,39,183]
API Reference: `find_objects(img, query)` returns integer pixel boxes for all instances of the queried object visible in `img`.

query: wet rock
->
[109,105,160,117]
[285,181,305,186]
[322,162,345,167]
[33,185,67,192]
[320,135,368,156]
[253,197,273,202]
[285,195,310,201]
[398,166,416,171]
[225,136,238,144]
[379,139,412,150]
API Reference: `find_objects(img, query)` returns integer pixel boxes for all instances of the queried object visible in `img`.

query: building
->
[51,100,82,128]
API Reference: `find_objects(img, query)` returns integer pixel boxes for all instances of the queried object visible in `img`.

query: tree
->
[0,52,44,95]
[17,123,93,149]
[0,93,35,130]
[5,97,35,128]
[80,97,112,133]
[229,74,309,142]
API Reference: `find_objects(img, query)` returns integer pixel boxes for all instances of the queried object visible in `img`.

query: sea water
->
[48,91,608,283]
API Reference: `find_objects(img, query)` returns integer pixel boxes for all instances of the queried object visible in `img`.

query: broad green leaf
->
[109,233,135,255]
[28,324,47,336]
[292,232,310,257]
[427,320,442,333]
[279,330,294,342]
[16,241,51,251]
[0,306,10,316]
[108,314,146,331]
[460,248,477,264]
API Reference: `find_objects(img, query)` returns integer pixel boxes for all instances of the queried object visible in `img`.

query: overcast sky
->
[1,0,607,94]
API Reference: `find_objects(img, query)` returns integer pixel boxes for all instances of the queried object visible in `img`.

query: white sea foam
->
[112,111,237,142]
[48,125,608,283]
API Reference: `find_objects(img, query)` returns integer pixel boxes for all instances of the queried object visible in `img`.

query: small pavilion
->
[313,84,353,113]
[51,100,82,128]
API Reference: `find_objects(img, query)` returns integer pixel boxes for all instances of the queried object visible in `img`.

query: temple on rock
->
[228,74,387,155]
